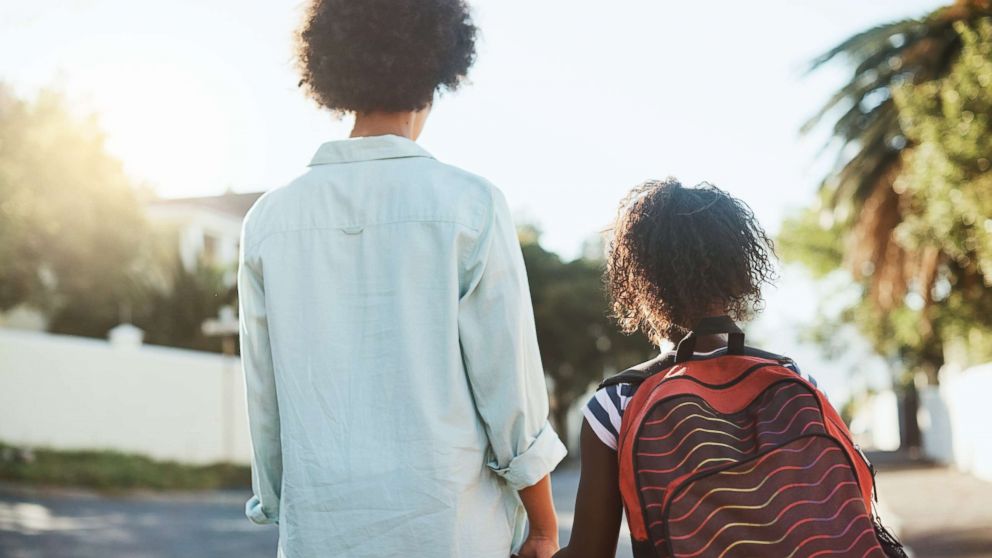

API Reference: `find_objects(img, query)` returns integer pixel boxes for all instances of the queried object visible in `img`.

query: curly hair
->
[296,0,477,113]
[606,178,777,346]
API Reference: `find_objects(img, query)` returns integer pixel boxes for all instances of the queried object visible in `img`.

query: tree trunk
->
[900,381,922,452]
[900,335,944,452]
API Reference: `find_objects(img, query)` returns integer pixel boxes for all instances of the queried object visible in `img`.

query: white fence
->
[849,390,902,452]
[838,363,992,482]
[920,363,992,482]
[0,329,251,465]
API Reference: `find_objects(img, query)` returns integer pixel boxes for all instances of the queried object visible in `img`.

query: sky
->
[0,0,945,255]
[0,0,946,403]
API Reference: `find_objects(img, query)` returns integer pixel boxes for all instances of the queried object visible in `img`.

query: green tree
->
[135,260,236,353]
[892,19,992,366]
[792,5,992,446]
[521,229,654,444]
[0,86,148,335]
[790,2,992,382]
[0,86,235,353]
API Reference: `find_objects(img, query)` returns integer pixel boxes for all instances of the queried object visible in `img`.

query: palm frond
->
[801,65,901,133]
[805,13,972,212]
[827,105,901,204]
[806,19,923,73]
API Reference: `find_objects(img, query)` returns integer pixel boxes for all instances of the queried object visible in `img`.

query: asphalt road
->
[0,464,633,558]
[6,454,981,558]
[0,485,276,558]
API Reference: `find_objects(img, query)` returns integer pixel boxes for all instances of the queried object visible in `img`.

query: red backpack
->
[605,317,906,558]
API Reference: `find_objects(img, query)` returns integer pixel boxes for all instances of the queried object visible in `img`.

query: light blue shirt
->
[239,135,567,558]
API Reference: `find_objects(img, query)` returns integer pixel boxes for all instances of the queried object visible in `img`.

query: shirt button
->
[341,226,364,235]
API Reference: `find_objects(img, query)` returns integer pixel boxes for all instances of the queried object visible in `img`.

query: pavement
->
[867,451,992,558]
[554,464,634,558]
[1,456,987,558]
[0,484,276,558]
[0,465,626,558]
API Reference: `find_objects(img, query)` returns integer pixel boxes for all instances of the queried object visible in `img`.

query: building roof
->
[148,191,264,219]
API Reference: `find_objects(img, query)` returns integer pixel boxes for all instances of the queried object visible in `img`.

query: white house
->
[0,191,264,332]
[146,191,262,271]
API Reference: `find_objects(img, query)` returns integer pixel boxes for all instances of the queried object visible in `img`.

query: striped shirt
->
[582,348,816,451]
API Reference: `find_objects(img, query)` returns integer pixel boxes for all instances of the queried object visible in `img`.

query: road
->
[867,451,992,558]
[554,464,635,558]
[0,464,633,558]
[0,485,274,558]
[11,455,988,558]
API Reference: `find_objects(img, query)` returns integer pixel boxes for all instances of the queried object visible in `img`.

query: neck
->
[684,308,732,353]
[692,334,728,353]
[350,111,420,140]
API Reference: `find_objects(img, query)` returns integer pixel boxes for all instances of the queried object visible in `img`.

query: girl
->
[554,178,812,557]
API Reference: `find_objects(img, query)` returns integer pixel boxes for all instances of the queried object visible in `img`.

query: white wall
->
[918,385,952,464]
[921,363,992,482]
[850,366,992,482]
[850,390,901,452]
[0,329,251,465]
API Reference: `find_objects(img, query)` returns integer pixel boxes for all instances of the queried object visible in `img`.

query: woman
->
[239,1,566,557]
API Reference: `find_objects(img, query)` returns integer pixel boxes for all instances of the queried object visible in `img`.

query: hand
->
[513,532,559,558]
[516,476,559,558]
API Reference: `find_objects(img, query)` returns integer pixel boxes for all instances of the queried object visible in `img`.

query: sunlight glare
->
[66,36,264,198]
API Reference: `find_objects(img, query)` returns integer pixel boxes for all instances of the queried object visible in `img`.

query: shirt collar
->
[308,134,434,166]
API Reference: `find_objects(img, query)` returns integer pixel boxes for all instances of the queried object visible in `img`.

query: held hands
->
[512,531,559,558]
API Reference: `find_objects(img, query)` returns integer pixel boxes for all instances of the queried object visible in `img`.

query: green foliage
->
[0,86,234,352]
[893,18,992,366]
[802,3,989,217]
[135,261,236,353]
[521,233,654,442]
[895,19,992,277]
[0,441,250,491]
[0,86,147,329]
[790,13,992,381]
[778,207,844,278]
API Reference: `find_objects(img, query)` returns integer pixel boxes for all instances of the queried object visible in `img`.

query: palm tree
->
[804,0,992,379]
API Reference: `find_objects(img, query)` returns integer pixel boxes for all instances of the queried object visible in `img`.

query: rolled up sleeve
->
[487,421,567,490]
[245,494,277,525]
[458,187,567,491]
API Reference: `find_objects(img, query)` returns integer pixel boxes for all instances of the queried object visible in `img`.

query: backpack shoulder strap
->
[734,347,804,386]
[599,346,795,392]
[598,369,654,390]
[741,346,797,368]
[599,353,677,390]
